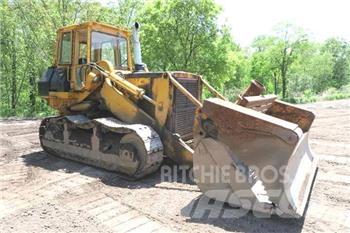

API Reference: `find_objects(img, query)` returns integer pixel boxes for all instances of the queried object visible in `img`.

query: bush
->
[223,87,241,102]
[319,84,350,101]
[282,84,350,103]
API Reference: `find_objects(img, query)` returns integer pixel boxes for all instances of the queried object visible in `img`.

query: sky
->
[216,0,350,46]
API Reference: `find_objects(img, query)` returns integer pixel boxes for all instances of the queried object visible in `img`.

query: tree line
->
[1,0,349,117]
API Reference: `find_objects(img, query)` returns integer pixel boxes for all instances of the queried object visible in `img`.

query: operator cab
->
[55,22,133,91]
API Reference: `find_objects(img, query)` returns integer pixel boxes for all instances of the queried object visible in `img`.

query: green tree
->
[139,0,238,90]
[322,38,350,88]
[1,0,350,117]
[249,23,308,98]
[273,23,308,98]
[288,42,334,95]
[250,36,280,94]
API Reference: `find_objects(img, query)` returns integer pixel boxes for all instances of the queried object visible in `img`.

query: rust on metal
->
[167,72,202,108]
[240,94,277,108]
[266,100,315,132]
[236,80,266,105]
[193,81,317,217]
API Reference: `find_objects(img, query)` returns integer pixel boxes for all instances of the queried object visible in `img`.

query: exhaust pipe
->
[132,22,147,72]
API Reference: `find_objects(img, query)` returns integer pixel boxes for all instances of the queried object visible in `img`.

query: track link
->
[39,115,163,179]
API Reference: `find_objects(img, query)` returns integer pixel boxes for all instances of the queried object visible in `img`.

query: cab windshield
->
[91,31,128,69]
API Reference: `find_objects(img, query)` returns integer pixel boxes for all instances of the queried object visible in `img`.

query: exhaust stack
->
[132,22,146,72]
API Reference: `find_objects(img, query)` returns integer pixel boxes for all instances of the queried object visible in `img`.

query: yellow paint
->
[100,78,154,126]
[43,22,216,165]
[152,75,170,127]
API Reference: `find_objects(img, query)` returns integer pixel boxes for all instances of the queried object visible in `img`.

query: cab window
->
[60,32,72,64]
[119,38,128,67]
[76,30,87,64]
[101,42,115,65]
[91,31,128,69]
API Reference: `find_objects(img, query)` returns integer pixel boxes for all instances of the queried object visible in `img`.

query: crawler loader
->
[38,22,317,217]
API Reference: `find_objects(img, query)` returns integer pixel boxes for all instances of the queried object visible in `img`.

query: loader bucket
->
[193,81,318,218]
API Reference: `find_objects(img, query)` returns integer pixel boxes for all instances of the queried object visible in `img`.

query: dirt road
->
[1,99,349,233]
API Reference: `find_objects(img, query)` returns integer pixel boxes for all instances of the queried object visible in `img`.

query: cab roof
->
[56,21,131,36]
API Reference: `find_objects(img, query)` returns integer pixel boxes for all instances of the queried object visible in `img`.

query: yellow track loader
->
[38,22,317,217]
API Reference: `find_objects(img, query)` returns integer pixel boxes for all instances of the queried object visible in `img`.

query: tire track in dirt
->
[0,167,95,218]
[64,192,171,232]
[0,153,175,232]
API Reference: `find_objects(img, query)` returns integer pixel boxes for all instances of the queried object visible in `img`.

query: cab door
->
[71,28,89,91]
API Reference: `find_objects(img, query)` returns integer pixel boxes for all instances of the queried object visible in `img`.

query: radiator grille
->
[167,77,199,138]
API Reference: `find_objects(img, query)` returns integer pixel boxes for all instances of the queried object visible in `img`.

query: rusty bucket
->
[193,81,318,217]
